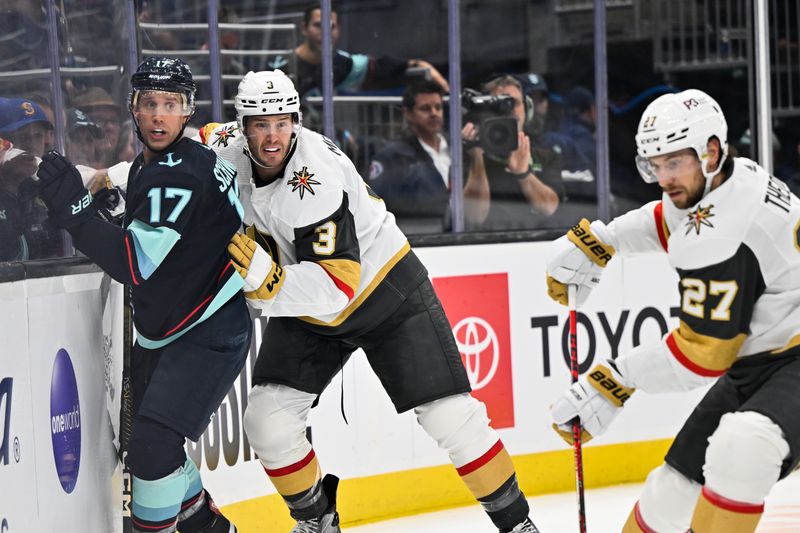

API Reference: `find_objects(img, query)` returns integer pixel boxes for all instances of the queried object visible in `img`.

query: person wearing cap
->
[0,97,54,158]
[64,108,105,169]
[72,86,124,166]
[560,85,597,176]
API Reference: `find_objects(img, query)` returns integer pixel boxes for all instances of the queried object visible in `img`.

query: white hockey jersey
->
[608,157,800,377]
[199,121,419,334]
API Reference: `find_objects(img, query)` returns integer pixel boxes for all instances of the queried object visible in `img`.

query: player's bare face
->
[650,149,704,208]
[133,91,190,153]
[245,114,294,169]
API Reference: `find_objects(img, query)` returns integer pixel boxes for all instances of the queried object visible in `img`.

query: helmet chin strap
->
[700,150,728,198]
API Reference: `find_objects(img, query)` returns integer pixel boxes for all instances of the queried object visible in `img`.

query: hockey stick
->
[120,286,134,533]
[568,284,587,533]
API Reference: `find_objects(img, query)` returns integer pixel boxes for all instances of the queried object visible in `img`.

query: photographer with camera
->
[463,74,564,231]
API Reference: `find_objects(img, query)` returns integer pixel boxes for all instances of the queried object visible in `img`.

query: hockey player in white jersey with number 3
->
[199,70,541,533]
[547,88,800,533]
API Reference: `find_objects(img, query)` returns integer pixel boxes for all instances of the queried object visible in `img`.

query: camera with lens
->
[461,88,518,157]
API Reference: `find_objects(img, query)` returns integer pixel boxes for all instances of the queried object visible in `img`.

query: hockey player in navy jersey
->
[36,57,249,533]
[547,89,800,532]
[197,70,540,533]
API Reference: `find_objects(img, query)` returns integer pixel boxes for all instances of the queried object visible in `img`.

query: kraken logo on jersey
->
[685,203,715,235]
[212,124,239,147]
[288,166,321,199]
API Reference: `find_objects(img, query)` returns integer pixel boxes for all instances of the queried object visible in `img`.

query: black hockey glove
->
[36,150,96,229]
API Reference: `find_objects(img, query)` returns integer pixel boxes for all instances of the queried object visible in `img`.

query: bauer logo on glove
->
[36,150,97,229]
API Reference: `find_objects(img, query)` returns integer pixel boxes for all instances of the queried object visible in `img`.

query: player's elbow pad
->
[614,337,717,393]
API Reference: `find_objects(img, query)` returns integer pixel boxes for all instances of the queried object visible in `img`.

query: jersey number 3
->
[147,187,192,224]
[313,221,337,255]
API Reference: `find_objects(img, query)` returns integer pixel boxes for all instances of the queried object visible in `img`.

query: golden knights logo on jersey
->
[685,204,715,235]
[288,166,320,199]
[212,124,239,148]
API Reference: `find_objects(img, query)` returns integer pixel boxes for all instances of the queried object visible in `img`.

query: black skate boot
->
[289,474,341,533]
[501,516,541,533]
[196,515,237,533]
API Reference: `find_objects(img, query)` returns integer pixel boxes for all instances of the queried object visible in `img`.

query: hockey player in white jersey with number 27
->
[547,88,800,533]
[199,70,541,533]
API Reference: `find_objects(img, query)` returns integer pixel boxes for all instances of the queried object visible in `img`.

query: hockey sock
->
[622,502,655,533]
[690,486,763,533]
[131,465,191,533]
[175,459,222,532]
[265,449,327,520]
[457,440,529,530]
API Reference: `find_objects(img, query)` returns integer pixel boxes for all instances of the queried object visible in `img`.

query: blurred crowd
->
[3,0,800,260]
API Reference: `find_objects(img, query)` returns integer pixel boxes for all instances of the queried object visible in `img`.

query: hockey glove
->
[551,362,635,445]
[546,218,616,306]
[227,232,285,300]
[36,150,96,229]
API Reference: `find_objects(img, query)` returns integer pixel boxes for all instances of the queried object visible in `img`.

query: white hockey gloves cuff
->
[546,218,616,306]
[227,233,285,301]
[551,362,635,445]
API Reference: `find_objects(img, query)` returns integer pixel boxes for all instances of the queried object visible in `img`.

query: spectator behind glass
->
[0,97,53,158]
[0,138,61,261]
[286,3,449,98]
[71,86,124,167]
[368,80,451,234]
[462,74,564,231]
[26,90,58,153]
[65,108,105,169]
[560,85,597,176]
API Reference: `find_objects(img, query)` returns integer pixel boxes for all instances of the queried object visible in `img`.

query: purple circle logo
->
[50,348,81,493]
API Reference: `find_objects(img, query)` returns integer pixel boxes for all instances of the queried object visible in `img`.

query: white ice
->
[348,471,800,532]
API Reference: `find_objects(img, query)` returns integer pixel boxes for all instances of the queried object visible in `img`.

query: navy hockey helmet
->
[130,56,196,115]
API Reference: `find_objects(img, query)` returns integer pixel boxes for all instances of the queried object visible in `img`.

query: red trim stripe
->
[162,293,214,337]
[124,233,140,286]
[456,439,504,476]
[265,449,316,477]
[666,333,727,378]
[180,490,204,511]
[653,202,669,252]
[217,260,233,283]
[131,517,177,530]
[323,269,355,301]
[703,486,764,514]
[633,501,659,533]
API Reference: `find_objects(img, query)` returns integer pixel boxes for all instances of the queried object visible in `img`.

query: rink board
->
[0,241,705,532]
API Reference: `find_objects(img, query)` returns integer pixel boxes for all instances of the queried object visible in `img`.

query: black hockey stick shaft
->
[121,286,134,533]
[568,285,587,533]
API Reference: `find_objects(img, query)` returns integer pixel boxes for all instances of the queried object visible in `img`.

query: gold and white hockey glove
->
[546,218,616,306]
[551,362,635,445]
[227,233,284,300]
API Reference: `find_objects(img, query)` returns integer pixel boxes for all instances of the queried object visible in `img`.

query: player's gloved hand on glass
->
[546,218,615,307]
[36,150,96,229]
[551,362,635,445]
[227,232,284,300]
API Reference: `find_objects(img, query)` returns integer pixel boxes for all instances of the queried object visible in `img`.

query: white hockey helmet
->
[235,70,301,132]
[635,89,728,196]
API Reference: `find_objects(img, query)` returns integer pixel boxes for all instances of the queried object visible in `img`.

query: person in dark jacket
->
[368,80,451,233]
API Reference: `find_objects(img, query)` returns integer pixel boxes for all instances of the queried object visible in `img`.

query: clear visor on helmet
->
[132,90,193,116]
[635,155,659,183]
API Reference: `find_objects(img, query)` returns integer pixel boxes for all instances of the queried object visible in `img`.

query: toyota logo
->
[453,317,499,391]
